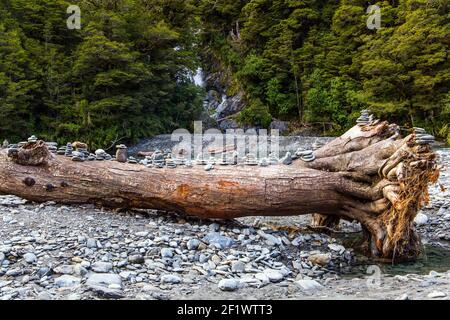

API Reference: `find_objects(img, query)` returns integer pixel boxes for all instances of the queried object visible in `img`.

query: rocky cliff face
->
[197,57,289,133]
[199,70,245,130]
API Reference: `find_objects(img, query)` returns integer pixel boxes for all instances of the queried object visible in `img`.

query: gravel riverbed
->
[0,148,448,300]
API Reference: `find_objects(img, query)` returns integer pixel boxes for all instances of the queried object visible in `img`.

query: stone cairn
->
[413,127,435,145]
[356,109,372,125]
[116,144,128,163]
[3,110,437,170]
[3,132,329,169]
[295,148,315,162]
[3,135,321,167]
[151,149,165,168]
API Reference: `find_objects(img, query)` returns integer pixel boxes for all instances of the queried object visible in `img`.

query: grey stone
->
[203,232,235,249]
[209,223,220,232]
[218,279,240,291]
[23,252,37,264]
[328,243,346,253]
[135,231,149,237]
[74,264,88,277]
[87,273,122,287]
[396,293,409,300]
[66,293,82,300]
[427,291,447,299]
[281,152,293,165]
[187,239,200,250]
[55,275,81,288]
[0,252,4,265]
[231,261,245,273]
[95,149,106,156]
[263,269,284,283]
[257,230,282,245]
[414,213,429,225]
[128,254,145,264]
[37,291,53,300]
[161,274,182,284]
[37,267,52,278]
[53,265,75,275]
[86,273,123,299]
[296,279,323,291]
[160,248,174,258]
[86,238,97,248]
[91,261,113,273]
[255,273,270,284]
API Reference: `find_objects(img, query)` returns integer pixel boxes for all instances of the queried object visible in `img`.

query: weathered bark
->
[0,119,439,261]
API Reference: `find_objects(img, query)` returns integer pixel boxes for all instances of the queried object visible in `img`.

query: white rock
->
[23,253,37,264]
[91,261,113,273]
[160,248,173,258]
[55,275,81,288]
[86,238,97,248]
[74,264,88,276]
[428,270,439,278]
[263,269,284,283]
[231,261,245,273]
[37,291,53,300]
[86,273,122,288]
[218,279,240,291]
[66,293,82,300]
[119,271,135,280]
[255,273,270,284]
[414,213,429,225]
[296,279,323,291]
[95,149,106,156]
[187,239,200,250]
[427,291,447,299]
[53,265,75,275]
[328,243,346,253]
[86,273,123,298]
[135,231,149,237]
[160,274,181,284]
[257,230,282,245]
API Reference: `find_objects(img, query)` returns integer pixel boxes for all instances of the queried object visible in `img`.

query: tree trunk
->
[0,120,439,261]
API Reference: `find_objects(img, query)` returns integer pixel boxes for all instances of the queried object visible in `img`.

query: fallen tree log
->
[0,118,439,261]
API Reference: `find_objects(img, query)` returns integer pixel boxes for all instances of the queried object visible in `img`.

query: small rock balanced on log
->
[116,144,128,163]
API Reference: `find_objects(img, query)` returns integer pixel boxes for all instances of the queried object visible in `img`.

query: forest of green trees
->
[0,0,449,147]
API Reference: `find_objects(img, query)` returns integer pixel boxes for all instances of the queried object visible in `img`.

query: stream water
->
[341,232,450,278]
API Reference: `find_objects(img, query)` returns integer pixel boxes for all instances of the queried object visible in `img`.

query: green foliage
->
[237,98,272,127]
[199,0,449,136]
[0,0,448,143]
[0,0,203,148]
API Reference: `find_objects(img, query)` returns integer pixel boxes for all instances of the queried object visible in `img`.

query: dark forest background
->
[0,0,449,148]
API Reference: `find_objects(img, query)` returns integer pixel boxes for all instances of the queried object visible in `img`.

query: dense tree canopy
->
[0,0,203,147]
[0,0,449,146]
[199,0,449,140]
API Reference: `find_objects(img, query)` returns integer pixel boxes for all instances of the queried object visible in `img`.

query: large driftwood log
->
[0,119,439,261]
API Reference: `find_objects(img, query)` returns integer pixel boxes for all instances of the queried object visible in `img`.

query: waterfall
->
[193,68,205,87]
[213,94,228,120]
